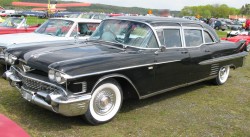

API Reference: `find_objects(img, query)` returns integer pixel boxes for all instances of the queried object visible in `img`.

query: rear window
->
[184,29,203,47]
[204,31,214,43]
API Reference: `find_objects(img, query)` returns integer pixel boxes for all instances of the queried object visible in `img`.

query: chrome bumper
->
[3,68,91,116]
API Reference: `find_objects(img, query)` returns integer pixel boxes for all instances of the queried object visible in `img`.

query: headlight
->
[48,70,66,84]
[55,72,66,84]
[4,53,17,64]
[48,70,55,81]
[4,53,9,61]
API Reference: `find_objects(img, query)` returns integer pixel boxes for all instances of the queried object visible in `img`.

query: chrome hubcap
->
[219,66,229,82]
[93,88,116,115]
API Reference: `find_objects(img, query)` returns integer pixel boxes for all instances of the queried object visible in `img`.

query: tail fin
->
[235,40,246,53]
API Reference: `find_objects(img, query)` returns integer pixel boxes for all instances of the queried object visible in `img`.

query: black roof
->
[112,16,200,24]
[110,16,219,42]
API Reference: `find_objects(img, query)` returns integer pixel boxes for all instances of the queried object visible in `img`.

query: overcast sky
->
[68,0,247,10]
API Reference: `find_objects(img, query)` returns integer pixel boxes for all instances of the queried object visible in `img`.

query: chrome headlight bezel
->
[4,53,9,61]
[48,69,67,84]
[4,53,17,64]
[48,70,55,81]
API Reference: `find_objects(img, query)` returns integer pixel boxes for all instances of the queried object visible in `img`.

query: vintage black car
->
[3,16,248,125]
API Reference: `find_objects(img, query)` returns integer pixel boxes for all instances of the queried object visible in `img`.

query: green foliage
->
[180,4,240,18]
[0,0,19,7]
[240,4,250,15]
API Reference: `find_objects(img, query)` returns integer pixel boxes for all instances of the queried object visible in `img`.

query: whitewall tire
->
[85,79,123,125]
[214,66,230,85]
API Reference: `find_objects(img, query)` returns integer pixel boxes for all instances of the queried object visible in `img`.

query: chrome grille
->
[13,69,60,93]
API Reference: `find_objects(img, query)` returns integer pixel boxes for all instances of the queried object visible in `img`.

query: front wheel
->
[84,79,123,125]
[213,66,230,85]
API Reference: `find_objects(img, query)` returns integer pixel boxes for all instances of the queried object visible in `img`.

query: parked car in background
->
[0,17,40,35]
[222,31,250,52]
[51,12,73,18]
[0,10,15,17]
[214,20,227,31]
[3,16,248,125]
[0,18,101,64]
[226,21,243,30]
[21,11,47,18]
[69,13,107,20]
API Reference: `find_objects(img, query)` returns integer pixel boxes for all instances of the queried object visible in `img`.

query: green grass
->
[26,16,47,25]
[0,30,250,137]
[216,30,228,38]
[2,16,47,25]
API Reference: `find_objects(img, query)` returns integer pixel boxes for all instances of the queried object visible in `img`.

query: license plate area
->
[21,88,33,102]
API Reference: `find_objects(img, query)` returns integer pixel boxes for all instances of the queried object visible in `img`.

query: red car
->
[0,17,40,35]
[0,114,29,137]
[221,32,250,52]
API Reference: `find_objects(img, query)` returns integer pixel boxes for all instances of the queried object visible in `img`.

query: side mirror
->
[159,46,166,52]
[155,46,166,55]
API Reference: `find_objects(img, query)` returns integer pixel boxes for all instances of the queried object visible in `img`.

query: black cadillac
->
[3,16,248,125]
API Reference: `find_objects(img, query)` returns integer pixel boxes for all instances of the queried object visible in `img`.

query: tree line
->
[180,4,250,18]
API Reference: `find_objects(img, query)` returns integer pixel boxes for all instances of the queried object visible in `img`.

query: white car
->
[0,18,101,62]
[0,10,15,17]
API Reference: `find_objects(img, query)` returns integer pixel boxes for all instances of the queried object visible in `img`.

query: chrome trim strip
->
[140,76,217,99]
[91,74,141,97]
[52,60,181,79]
[11,66,68,96]
[199,52,248,65]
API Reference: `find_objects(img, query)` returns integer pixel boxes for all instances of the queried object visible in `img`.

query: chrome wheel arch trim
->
[90,74,141,99]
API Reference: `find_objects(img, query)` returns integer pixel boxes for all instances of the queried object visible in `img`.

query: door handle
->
[205,50,210,52]
[181,51,188,54]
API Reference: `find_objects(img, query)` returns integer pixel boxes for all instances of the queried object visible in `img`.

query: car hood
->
[0,33,68,46]
[6,40,80,58]
[22,42,126,72]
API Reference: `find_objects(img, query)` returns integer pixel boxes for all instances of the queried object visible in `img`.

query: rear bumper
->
[3,67,91,116]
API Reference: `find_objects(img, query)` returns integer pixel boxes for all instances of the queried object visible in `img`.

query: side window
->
[163,29,182,48]
[78,23,99,36]
[184,29,203,47]
[93,15,99,19]
[156,30,164,45]
[204,31,214,43]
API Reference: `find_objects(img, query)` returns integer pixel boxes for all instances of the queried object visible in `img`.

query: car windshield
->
[69,14,80,18]
[90,20,157,48]
[35,19,74,37]
[0,17,23,28]
[80,14,93,19]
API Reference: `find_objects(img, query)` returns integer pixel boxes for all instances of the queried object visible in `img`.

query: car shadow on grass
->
[120,81,214,113]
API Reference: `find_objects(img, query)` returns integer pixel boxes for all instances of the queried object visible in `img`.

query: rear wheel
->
[84,79,123,125]
[213,66,230,85]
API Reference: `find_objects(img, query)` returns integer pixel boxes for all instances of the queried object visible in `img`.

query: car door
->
[153,28,190,92]
[184,28,215,82]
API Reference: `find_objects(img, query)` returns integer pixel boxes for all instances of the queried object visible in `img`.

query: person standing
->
[159,9,172,17]
[245,19,250,30]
